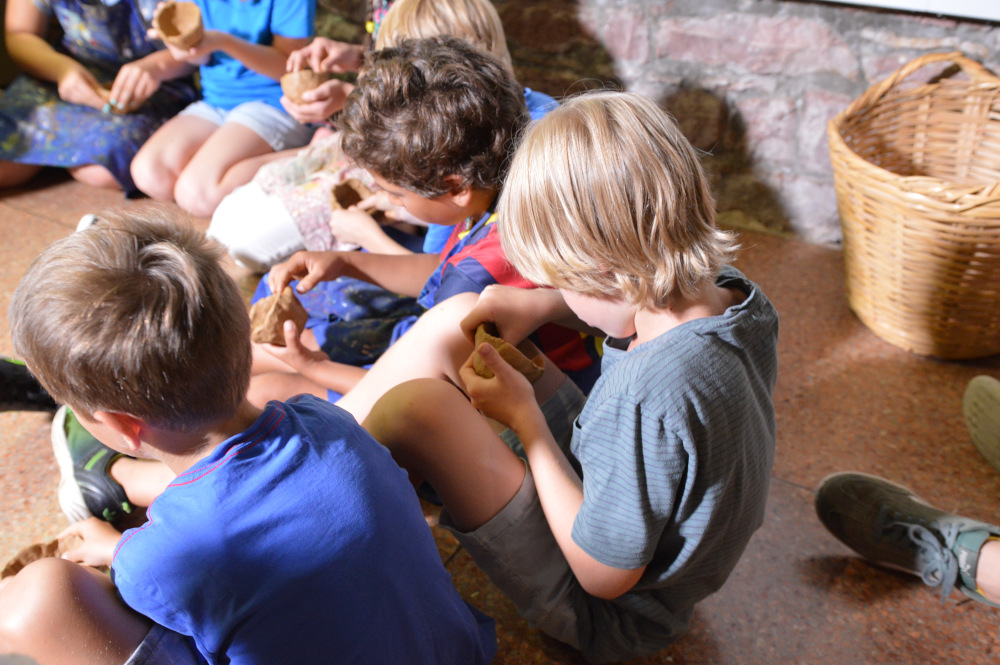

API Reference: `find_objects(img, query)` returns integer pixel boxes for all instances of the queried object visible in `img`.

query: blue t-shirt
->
[195,0,315,111]
[111,396,496,665]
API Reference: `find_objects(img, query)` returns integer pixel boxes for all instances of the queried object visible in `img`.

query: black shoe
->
[0,357,58,412]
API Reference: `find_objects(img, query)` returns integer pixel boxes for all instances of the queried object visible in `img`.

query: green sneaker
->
[964,375,1000,474]
[51,405,135,523]
[0,356,58,412]
[816,472,1000,607]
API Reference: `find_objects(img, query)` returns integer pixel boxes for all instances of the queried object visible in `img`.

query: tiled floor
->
[1,171,999,664]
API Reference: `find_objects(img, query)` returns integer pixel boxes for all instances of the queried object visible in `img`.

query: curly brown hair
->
[339,35,529,198]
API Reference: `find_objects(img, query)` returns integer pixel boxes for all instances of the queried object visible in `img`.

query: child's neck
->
[156,400,263,475]
[461,188,498,225]
[632,283,745,347]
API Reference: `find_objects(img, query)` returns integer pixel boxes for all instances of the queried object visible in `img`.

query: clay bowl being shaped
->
[280,70,332,104]
[153,2,204,50]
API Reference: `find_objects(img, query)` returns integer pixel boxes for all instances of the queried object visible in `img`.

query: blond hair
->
[375,0,513,71]
[9,207,251,432]
[498,91,737,308]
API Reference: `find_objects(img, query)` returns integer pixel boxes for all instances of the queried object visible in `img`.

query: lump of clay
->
[153,2,204,50]
[280,70,332,104]
[1,535,83,580]
[472,322,545,384]
[249,286,310,346]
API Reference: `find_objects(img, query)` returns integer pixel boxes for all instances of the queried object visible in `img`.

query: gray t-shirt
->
[569,266,779,661]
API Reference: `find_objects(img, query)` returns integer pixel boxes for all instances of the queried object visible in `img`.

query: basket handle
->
[850,51,998,114]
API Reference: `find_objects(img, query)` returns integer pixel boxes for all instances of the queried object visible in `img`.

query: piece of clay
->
[1,535,82,580]
[153,2,204,50]
[280,70,332,104]
[248,286,309,346]
[472,322,545,383]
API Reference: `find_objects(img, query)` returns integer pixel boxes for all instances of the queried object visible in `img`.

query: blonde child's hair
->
[9,207,252,432]
[498,91,737,308]
[375,0,513,71]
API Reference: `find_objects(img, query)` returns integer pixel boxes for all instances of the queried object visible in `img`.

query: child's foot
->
[815,472,1000,607]
[51,405,135,523]
[0,356,58,412]
[964,375,1000,473]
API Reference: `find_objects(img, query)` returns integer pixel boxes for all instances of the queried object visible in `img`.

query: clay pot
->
[248,286,309,346]
[153,2,204,50]
[280,70,331,104]
[472,322,545,383]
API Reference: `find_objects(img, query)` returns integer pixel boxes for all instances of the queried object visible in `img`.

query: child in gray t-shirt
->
[363,91,779,663]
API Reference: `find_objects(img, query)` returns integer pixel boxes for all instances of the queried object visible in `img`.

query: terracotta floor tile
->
[2,180,999,664]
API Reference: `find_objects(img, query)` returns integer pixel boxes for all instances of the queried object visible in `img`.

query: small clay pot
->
[280,70,331,104]
[153,2,204,50]
[472,322,546,383]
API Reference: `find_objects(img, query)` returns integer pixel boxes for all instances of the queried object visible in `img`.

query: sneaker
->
[51,405,135,523]
[815,472,1000,607]
[964,375,1000,473]
[0,357,58,412]
[76,214,99,232]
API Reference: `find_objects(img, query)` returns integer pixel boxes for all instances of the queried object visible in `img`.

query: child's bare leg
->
[363,378,524,530]
[0,558,151,665]
[109,457,176,508]
[247,371,332,408]
[173,123,275,218]
[977,540,1000,604]
[0,161,42,188]
[337,292,567,423]
[130,115,217,203]
[67,164,119,190]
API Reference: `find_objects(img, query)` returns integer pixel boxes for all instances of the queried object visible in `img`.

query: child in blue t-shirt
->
[129,0,317,217]
[0,210,496,665]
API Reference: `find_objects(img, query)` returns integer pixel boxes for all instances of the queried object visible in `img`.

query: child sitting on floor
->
[0,209,496,665]
[207,0,557,272]
[248,35,596,406]
[363,91,781,663]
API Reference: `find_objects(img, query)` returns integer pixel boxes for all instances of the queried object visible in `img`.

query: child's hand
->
[108,58,163,113]
[356,191,422,225]
[56,64,106,110]
[286,37,363,74]
[257,320,328,371]
[280,79,353,124]
[328,208,383,249]
[460,286,566,347]
[149,27,214,65]
[58,518,121,568]
[268,250,346,295]
[459,343,540,432]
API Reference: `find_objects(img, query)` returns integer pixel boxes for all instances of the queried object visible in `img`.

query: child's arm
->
[57,518,122,569]
[329,208,412,255]
[459,285,601,348]
[5,0,105,109]
[107,49,196,112]
[460,338,646,600]
[269,249,441,299]
[167,32,311,80]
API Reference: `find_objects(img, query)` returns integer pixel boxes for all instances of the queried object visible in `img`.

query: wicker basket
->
[828,51,1000,359]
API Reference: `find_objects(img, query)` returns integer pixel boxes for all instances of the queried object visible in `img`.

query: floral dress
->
[0,0,197,196]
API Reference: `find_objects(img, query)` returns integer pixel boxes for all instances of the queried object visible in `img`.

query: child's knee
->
[130,154,170,200]
[365,378,461,442]
[174,173,222,218]
[0,558,77,642]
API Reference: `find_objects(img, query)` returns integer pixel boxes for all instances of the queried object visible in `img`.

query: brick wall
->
[318,0,1000,244]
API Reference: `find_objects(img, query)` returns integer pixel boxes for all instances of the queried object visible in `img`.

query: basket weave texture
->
[828,52,1000,359]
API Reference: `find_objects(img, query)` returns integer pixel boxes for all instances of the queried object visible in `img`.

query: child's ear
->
[443,175,472,206]
[92,410,145,453]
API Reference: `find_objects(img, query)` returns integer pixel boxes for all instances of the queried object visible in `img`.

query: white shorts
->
[180,100,314,152]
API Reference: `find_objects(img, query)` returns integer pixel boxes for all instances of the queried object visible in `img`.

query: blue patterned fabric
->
[0,0,197,195]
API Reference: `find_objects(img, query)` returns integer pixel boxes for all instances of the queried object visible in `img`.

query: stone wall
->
[318,0,1000,244]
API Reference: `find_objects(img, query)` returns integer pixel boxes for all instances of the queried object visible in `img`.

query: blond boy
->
[364,92,780,663]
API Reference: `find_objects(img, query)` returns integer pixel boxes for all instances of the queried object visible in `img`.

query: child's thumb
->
[283,320,300,347]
